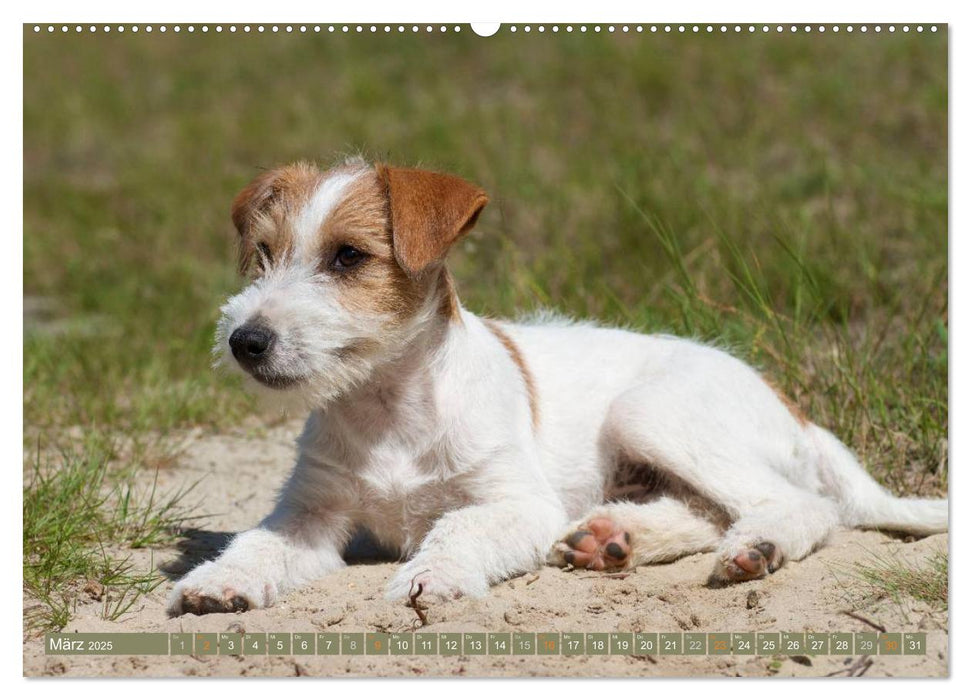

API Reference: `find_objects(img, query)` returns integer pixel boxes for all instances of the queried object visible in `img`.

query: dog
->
[168,156,948,615]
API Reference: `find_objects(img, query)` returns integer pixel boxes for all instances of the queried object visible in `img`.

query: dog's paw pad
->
[709,541,783,585]
[173,589,251,616]
[552,517,631,571]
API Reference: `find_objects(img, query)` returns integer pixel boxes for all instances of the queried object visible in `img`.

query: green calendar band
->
[43,631,927,656]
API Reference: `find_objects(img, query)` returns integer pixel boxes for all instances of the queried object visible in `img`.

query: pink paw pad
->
[555,517,632,571]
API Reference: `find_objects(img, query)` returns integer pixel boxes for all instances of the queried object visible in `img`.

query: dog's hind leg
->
[597,382,842,585]
[549,497,722,570]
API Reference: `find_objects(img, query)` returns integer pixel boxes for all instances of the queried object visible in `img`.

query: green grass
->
[853,549,948,610]
[23,27,947,627]
[23,436,197,630]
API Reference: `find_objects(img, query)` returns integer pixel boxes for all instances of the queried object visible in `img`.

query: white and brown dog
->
[168,157,947,615]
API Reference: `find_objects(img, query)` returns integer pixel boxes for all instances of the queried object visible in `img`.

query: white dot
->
[734,25,741,33]
[510,26,517,33]
[174,26,181,33]
[118,26,124,33]
[426,25,432,32]
[160,26,167,33]
[440,26,446,32]
[889,26,896,33]
[932,26,938,32]
[875,26,881,32]
[763,26,769,32]
[707,25,713,33]
[749,26,755,32]
[608,25,615,33]
[553,26,560,32]
[370,25,376,32]
[861,26,867,33]
[131,26,138,33]
[819,26,826,32]
[567,26,574,32]
[791,25,797,32]
[32,25,39,32]
[89,26,96,32]
[918,25,924,32]
[215,26,222,33]
[75,25,81,32]
[146,25,152,32]
[623,26,629,32]
[540,25,546,33]
[664,26,671,33]
[595,26,601,32]
[847,26,854,32]
[903,26,910,32]
[833,26,840,32]
[47,25,53,32]
[315,26,321,33]
[776,26,783,32]
[525,26,531,33]
[61,25,68,32]
[637,26,643,33]
[721,26,727,32]
[678,25,685,33]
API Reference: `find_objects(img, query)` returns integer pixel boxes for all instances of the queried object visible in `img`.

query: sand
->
[23,421,949,678]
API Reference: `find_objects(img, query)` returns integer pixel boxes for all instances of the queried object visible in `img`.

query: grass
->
[23,436,197,631]
[23,27,947,628]
[853,549,948,611]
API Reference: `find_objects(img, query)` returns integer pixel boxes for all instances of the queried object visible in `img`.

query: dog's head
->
[216,157,488,405]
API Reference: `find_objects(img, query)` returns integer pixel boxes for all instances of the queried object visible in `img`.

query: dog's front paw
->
[385,558,488,602]
[708,541,784,587]
[167,561,275,617]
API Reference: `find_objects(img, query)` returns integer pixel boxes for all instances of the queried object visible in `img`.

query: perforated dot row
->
[31,24,941,35]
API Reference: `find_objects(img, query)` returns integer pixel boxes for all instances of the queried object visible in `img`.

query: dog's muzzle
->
[229,323,277,372]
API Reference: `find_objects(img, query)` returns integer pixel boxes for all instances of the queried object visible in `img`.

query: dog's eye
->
[256,242,273,268]
[333,245,367,270]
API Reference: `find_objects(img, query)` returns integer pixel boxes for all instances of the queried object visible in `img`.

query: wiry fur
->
[168,159,948,616]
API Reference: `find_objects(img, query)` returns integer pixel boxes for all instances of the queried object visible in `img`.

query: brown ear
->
[377,164,489,278]
[231,169,281,239]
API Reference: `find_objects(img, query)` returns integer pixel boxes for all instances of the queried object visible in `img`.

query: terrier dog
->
[168,157,947,615]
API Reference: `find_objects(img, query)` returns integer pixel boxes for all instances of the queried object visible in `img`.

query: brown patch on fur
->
[436,269,463,323]
[376,164,489,278]
[765,378,809,426]
[319,170,428,320]
[231,162,323,274]
[483,319,540,430]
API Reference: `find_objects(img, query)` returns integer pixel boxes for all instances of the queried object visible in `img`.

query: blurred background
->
[23,29,947,621]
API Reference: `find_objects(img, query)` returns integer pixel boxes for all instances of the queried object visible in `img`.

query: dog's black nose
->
[229,324,276,368]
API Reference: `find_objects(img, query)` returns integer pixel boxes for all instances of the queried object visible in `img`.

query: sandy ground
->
[23,422,949,678]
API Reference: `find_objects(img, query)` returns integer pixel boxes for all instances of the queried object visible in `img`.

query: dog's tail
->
[809,424,948,536]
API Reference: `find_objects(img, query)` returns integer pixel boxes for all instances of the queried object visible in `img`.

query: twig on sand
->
[826,656,874,677]
[841,610,887,633]
[580,572,631,580]
[525,574,541,585]
[407,571,430,629]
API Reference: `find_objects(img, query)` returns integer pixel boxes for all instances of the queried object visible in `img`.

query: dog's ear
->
[231,169,281,239]
[377,164,489,278]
